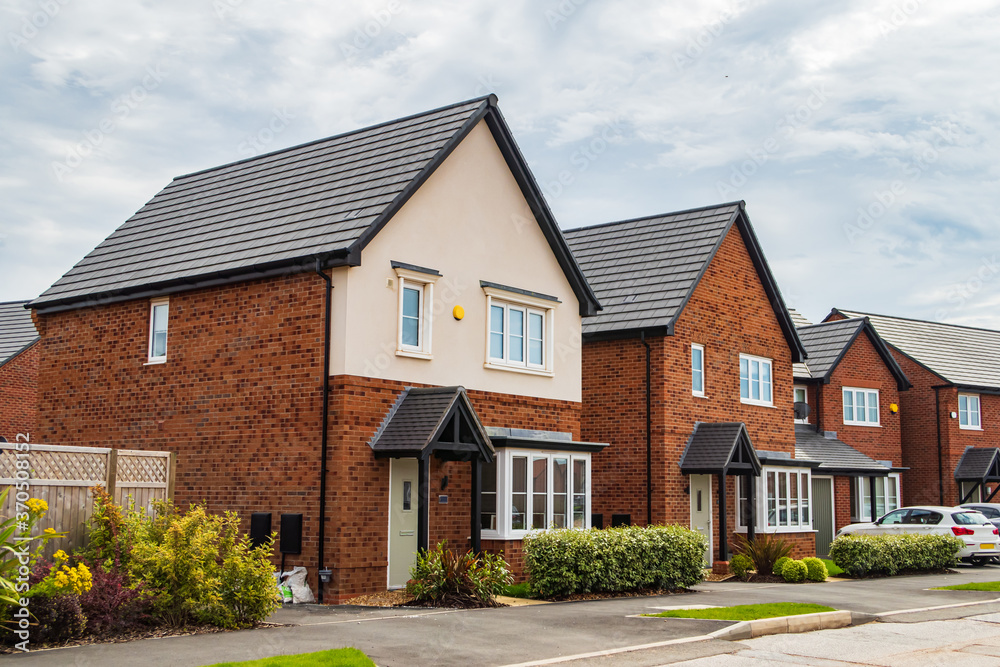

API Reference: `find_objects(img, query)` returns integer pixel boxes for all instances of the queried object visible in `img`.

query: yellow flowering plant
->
[0,488,66,612]
[31,551,93,597]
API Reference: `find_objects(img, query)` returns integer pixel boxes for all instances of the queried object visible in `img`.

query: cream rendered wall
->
[327,120,582,403]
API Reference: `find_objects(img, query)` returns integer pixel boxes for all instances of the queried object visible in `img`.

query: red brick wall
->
[938,387,1000,504]
[0,341,38,440]
[582,226,807,560]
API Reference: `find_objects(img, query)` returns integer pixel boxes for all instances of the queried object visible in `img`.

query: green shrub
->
[523,525,706,598]
[772,556,792,576]
[406,542,512,607]
[829,533,963,577]
[0,488,65,614]
[781,559,807,583]
[802,557,828,582]
[734,533,793,578]
[728,554,753,580]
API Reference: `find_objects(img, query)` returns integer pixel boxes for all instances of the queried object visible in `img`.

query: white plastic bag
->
[281,566,315,604]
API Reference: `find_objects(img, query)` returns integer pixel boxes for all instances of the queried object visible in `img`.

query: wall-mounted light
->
[951,411,958,419]
[889,403,899,414]
[453,305,465,320]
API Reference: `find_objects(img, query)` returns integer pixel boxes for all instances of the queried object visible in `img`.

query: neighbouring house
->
[0,301,39,441]
[28,95,605,601]
[791,316,911,555]
[828,309,1000,508]
[564,202,815,564]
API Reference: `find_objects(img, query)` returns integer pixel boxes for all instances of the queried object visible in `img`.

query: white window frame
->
[959,394,982,430]
[146,298,169,364]
[480,448,591,540]
[736,467,813,533]
[739,354,773,406]
[843,387,880,427]
[483,286,555,377]
[851,473,901,522]
[793,385,809,424]
[395,268,437,360]
[692,343,705,397]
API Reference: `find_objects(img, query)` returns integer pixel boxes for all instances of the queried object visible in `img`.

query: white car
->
[836,505,1000,564]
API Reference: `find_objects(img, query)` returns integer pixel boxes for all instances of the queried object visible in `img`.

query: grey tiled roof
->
[33,99,487,309]
[564,202,806,361]
[679,422,761,474]
[368,386,493,458]
[0,301,39,365]
[794,424,890,474]
[954,447,1000,481]
[794,318,867,380]
[836,309,1000,389]
[564,203,739,335]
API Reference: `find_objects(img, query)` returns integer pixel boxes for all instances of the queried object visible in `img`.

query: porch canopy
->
[955,447,1000,503]
[794,424,898,521]
[679,422,762,558]
[369,386,494,553]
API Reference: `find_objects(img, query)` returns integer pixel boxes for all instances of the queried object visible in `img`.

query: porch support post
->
[960,482,982,504]
[471,458,482,555]
[746,473,756,542]
[718,472,728,561]
[418,456,430,552]
[868,476,877,522]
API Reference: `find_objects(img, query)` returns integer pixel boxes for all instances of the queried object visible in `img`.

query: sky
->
[1,0,999,329]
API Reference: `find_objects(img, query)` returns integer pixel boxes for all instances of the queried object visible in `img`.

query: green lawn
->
[504,582,533,598]
[203,648,375,667]
[821,558,845,577]
[933,581,1000,591]
[644,602,836,621]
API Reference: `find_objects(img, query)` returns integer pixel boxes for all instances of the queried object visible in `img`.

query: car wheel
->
[971,557,990,566]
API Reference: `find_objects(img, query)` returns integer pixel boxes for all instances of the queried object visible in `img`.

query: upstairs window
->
[393,264,438,359]
[147,299,169,363]
[793,386,808,424]
[739,354,772,406]
[482,283,556,376]
[843,387,879,426]
[959,394,982,430]
[692,344,705,396]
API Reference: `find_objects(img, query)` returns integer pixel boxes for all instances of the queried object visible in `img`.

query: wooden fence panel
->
[0,444,174,559]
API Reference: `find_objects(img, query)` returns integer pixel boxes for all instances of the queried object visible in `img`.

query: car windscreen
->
[953,511,991,525]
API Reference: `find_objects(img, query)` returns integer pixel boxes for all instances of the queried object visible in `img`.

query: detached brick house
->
[791,316,911,555]
[0,301,40,441]
[564,202,821,563]
[829,310,1000,508]
[28,96,605,601]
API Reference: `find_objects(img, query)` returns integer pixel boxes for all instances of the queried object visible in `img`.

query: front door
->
[690,474,713,565]
[388,458,418,588]
[812,477,834,557]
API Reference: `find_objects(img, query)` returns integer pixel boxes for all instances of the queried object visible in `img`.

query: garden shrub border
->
[828,533,963,577]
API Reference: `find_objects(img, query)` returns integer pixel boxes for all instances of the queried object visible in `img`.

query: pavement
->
[8,563,1000,666]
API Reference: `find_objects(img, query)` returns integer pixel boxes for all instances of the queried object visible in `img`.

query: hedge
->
[523,525,707,598]
[828,533,963,577]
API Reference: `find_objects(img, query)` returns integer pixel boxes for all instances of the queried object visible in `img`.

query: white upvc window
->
[851,473,901,521]
[480,449,591,539]
[739,354,772,406]
[483,286,555,376]
[959,394,982,430]
[843,387,880,426]
[737,467,812,532]
[147,298,169,363]
[692,343,705,396]
[793,386,809,424]
[395,267,437,359]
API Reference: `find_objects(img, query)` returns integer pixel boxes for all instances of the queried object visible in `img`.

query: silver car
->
[836,505,999,564]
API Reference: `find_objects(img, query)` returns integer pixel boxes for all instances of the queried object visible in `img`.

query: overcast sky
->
[2,0,999,328]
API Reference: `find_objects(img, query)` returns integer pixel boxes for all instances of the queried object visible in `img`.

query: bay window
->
[737,467,812,531]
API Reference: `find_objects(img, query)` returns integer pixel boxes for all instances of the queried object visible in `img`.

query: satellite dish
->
[793,402,810,420]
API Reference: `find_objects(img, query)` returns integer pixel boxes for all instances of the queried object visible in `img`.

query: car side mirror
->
[874,517,883,525]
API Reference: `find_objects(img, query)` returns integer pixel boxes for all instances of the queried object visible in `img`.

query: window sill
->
[484,362,554,377]
[693,392,708,399]
[843,422,881,428]
[959,426,984,431]
[735,527,817,534]
[482,527,587,541]
[396,349,432,360]
[740,399,775,408]
[144,359,167,366]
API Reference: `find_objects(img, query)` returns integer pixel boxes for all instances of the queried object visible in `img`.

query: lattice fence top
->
[0,448,107,482]
[117,454,168,484]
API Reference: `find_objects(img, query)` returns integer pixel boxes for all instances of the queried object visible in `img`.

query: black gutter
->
[935,386,944,506]
[314,258,333,603]
[641,332,652,526]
